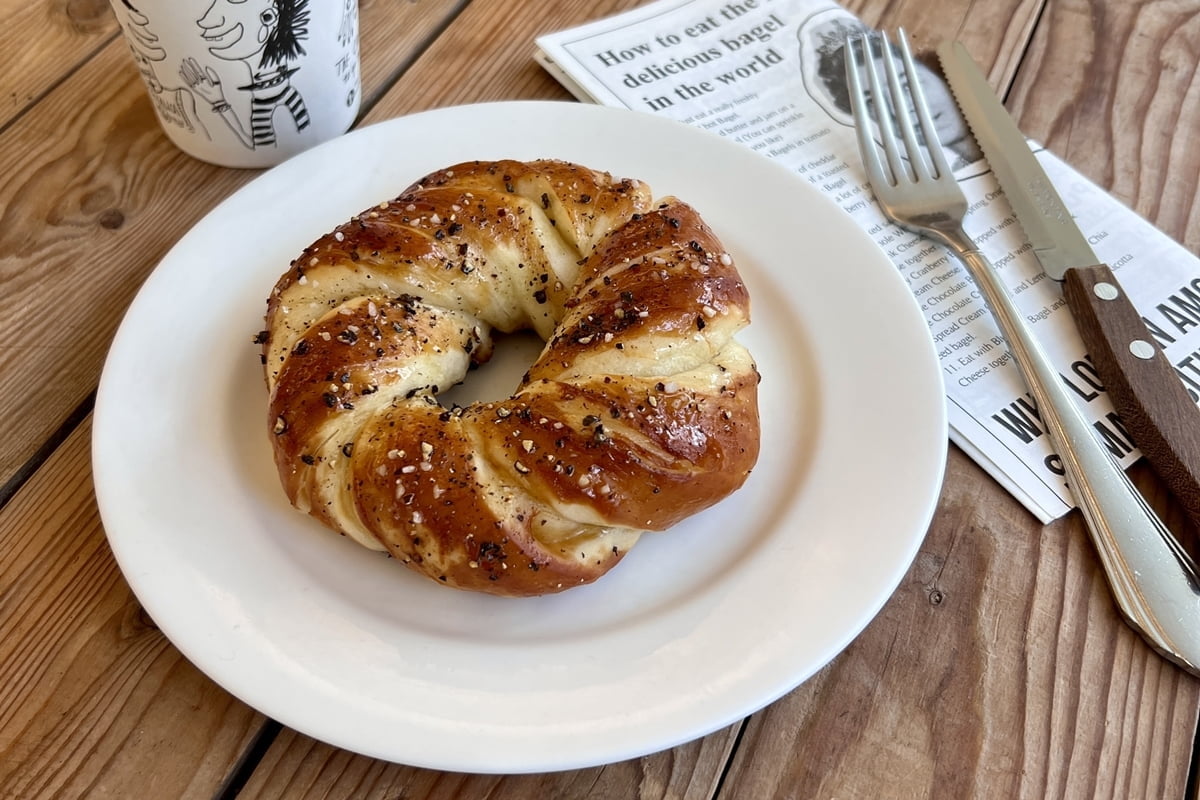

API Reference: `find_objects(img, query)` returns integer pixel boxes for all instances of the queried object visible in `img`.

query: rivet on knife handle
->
[1062,264,1200,529]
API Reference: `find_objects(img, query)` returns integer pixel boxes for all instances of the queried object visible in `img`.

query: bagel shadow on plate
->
[223,251,821,646]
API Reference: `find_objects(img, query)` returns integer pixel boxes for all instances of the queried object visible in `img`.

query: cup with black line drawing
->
[109,0,361,168]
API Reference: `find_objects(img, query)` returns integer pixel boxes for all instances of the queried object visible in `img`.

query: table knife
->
[937,40,1200,531]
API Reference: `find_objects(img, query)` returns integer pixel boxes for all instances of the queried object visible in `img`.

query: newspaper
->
[534,0,1200,522]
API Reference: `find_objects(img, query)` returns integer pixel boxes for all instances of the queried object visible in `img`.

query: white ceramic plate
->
[94,101,946,773]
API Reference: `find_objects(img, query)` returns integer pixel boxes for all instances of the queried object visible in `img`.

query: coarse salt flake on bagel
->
[258,158,761,596]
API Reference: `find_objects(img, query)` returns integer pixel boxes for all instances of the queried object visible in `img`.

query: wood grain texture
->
[1009,0,1200,253]
[718,449,1200,800]
[237,723,740,800]
[4,0,1200,798]
[221,0,1200,795]
[842,0,1046,89]
[0,0,468,495]
[713,0,1200,795]
[0,2,471,797]
[0,416,265,799]
[700,1,1200,796]
[360,0,648,121]
[0,0,118,130]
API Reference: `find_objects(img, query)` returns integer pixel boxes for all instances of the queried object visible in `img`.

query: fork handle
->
[943,232,1200,674]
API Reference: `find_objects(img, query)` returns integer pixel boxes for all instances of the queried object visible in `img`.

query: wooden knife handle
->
[1062,263,1200,527]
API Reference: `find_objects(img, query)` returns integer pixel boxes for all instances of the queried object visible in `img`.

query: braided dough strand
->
[262,159,760,596]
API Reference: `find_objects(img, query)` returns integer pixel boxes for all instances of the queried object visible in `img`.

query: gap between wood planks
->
[0,33,121,141]
[216,720,284,800]
[0,391,95,512]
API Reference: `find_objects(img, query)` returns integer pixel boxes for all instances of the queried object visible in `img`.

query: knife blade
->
[937,39,1200,529]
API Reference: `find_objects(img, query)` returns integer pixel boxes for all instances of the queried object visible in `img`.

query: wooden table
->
[3,0,1198,797]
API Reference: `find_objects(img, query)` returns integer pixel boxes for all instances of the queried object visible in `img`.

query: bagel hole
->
[438,330,545,407]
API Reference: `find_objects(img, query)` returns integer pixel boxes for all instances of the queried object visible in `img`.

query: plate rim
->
[93,100,947,772]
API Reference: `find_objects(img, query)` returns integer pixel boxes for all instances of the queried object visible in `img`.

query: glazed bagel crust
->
[262,159,760,596]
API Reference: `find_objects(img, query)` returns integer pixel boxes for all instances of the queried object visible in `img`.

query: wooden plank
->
[237,724,740,800]
[1007,0,1200,252]
[0,0,119,130]
[0,0,468,495]
[0,2,472,796]
[718,449,1200,799]
[1003,3,1200,792]
[0,415,265,798]
[240,0,1196,796]
[713,0,1200,796]
[843,0,1046,90]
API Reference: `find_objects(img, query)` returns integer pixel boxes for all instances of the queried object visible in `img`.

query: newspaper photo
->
[536,0,1200,522]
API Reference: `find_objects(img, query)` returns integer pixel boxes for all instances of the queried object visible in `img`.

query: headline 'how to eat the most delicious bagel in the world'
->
[257,159,760,596]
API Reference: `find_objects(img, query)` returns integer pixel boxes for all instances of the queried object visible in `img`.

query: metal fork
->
[846,29,1200,674]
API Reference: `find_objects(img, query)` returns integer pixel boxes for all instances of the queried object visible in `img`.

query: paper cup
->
[110,0,361,168]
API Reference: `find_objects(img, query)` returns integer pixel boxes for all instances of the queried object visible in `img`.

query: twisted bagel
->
[260,159,760,596]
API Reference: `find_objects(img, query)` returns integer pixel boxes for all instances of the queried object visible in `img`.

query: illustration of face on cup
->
[110,0,360,168]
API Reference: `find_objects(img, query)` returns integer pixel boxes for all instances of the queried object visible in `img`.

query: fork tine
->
[860,33,909,186]
[896,28,954,180]
[881,29,933,182]
[845,34,889,187]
